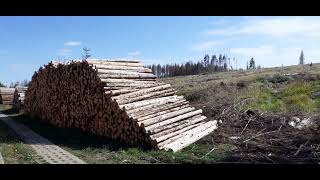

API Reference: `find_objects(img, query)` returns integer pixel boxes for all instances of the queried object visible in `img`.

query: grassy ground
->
[0,108,38,164]
[2,106,229,164]
[1,105,233,164]
[1,63,320,163]
[162,63,319,98]
[8,113,234,164]
[162,63,320,163]
[243,80,320,113]
[162,64,320,113]
[0,104,13,112]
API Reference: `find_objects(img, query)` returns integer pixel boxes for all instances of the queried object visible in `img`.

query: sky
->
[1,16,320,86]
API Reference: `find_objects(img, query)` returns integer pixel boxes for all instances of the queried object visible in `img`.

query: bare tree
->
[82,47,91,60]
[299,50,304,65]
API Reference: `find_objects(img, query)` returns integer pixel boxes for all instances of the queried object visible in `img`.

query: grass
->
[0,104,13,112]
[161,63,320,99]
[0,119,38,164]
[7,113,234,164]
[68,143,234,164]
[1,63,320,164]
[161,63,320,114]
[244,80,320,113]
[0,105,40,164]
[0,97,234,164]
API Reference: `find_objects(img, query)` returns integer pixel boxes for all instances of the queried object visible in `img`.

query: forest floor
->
[1,63,320,163]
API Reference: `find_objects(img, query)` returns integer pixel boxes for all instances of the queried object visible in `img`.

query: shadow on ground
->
[1,107,149,152]
[0,120,23,144]
[0,107,20,115]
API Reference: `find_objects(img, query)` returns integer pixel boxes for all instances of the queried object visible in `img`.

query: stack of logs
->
[13,86,28,109]
[24,59,217,152]
[0,87,15,105]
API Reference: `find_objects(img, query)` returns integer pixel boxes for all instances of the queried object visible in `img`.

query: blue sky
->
[1,16,320,86]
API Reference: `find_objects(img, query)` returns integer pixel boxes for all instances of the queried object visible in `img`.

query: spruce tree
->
[299,50,304,65]
[82,47,91,60]
[249,58,256,69]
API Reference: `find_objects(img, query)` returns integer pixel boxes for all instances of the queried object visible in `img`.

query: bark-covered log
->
[24,59,217,152]
[161,120,218,152]
[0,87,15,105]
[92,64,152,73]
[13,86,28,109]
[139,107,195,126]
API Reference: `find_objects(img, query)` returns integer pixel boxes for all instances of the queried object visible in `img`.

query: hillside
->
[1,63,320,163]
[161,63,320,163]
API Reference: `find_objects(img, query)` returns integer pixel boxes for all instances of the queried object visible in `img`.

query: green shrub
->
[245,80,320,113]
[245,86,284,112]
[281,82,313,97]
[266,74,289,84]
[283,94,316,112]
[255,77,266,83]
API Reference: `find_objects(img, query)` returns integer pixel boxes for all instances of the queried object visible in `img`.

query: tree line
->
[4,48,308,87]
[145,54,258,78]
[0,79,30,88]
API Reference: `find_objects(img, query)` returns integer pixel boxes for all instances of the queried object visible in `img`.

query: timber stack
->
[13,86,28,109]
[0,87,15,105]
[24,59,217,152]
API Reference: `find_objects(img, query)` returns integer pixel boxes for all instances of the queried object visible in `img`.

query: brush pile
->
[208,100,320,163]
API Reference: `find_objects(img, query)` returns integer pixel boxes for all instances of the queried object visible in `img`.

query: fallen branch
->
[243,129,277,143]
[240,117,253,135]
[221,97,255,116]
[201,146,217,159]
[294,139,310,156]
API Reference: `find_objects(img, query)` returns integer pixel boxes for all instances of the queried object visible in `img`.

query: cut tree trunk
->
[23,59,217,152]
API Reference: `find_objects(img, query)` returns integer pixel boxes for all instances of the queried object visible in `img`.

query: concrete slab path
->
[0,113,86,164]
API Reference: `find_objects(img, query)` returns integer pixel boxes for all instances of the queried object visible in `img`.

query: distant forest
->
[145,54,259,78]
[0,54,259,87]
[0,79,30,88]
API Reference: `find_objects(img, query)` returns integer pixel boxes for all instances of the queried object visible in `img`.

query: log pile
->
[13,86,28,109]
[24,59,218,152]
[0,87,15,105]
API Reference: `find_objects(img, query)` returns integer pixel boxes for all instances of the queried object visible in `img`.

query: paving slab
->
[0,113,86,164]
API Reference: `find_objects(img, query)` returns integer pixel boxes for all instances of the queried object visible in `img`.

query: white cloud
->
[261,48,304,67]
[64,41,82,46]
[206,26,238,36]
[57,49,72,56]
[191,41,224,51]
[304,49,320,63]
[198,17,320,68]
[128,51,141,56]
[209,18,229,26]
[140,59,159,65]
[229,45,316,67]
[230,45,274,57]
[207,17,320,38]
